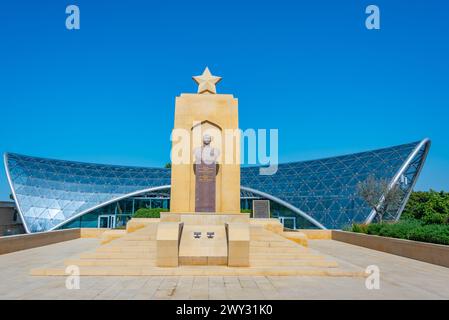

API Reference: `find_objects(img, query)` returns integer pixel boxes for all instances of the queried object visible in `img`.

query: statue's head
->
[203,134,211,145]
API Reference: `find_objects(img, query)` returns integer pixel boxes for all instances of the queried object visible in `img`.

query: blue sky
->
[0,0,448,200]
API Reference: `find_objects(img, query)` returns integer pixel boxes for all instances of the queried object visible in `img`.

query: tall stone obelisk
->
[169,67,240,214]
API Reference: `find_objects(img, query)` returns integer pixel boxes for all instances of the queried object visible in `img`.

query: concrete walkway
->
[1,238,449,299]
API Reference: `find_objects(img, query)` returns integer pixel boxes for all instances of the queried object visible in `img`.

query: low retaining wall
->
[0,228,81,255]
[332,230,449,268]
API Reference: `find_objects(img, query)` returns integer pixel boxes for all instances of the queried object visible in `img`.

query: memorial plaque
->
[253,200,270,218]
[195,163,216,212]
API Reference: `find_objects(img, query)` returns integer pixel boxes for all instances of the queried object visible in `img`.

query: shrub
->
[350,223,369,234]
[366,223,384,235]
[408,224,449,245]
[349,219,449,245]
[132,208,168,218]
[375,220,421,239]
[241,208,255,218]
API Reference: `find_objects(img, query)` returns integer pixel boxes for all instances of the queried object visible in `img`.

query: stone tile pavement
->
[1,238,449,299]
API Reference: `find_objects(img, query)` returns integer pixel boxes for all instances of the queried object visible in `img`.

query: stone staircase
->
[31,223,366,277]
[249,226,337,268]
[68,224,157,267]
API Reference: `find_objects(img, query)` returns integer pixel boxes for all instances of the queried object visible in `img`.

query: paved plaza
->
[1,238,449,299]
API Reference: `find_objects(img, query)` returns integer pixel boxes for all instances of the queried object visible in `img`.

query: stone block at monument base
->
[227,223,250,267]
[158,213,250,266]
[160,212,250,225]
[156,222,183,267]
[179,225,228,265]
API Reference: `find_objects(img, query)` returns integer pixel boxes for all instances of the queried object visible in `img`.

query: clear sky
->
[0,0,448,200]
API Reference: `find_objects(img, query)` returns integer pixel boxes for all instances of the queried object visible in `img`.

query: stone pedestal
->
[178,225,227,265]
[227,223,250,267]
[159,213,250,267]
[170,93,240,214]
[156,222,182,267]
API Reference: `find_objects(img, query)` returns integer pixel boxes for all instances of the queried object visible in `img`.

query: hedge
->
[132,208,168,218]
[347,219,449,245]
[133,208,252,218]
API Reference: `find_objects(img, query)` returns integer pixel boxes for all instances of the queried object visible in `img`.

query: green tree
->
[357,175,404,223]
[401,190,449,224]
[164,162,172,169]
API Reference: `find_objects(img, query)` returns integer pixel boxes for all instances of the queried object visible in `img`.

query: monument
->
[29,68,352,277]
[169,67,241,214]
[157,67,250,267]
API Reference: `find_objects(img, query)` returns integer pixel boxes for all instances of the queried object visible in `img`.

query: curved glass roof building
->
[4,139,430,233]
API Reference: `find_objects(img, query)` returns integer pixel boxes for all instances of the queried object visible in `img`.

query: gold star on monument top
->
[193,67,222,94]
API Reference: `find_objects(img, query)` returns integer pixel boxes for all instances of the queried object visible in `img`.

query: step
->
[96,246,156,253]
[64,259,156,267]
[249,246,309,253]
[30,265,366,277]
[29,223,365,278]
[250,241,301,248]
[105,241,156,247]
[79,252,157,260]
[249,259,338,267]
[121,236,155,241]
[250,253,324,260]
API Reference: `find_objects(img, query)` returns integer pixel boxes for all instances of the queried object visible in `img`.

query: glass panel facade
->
[5,140,430,232]
[240,140,430,229]
[5,154,170,233]
[58,192,170,229]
